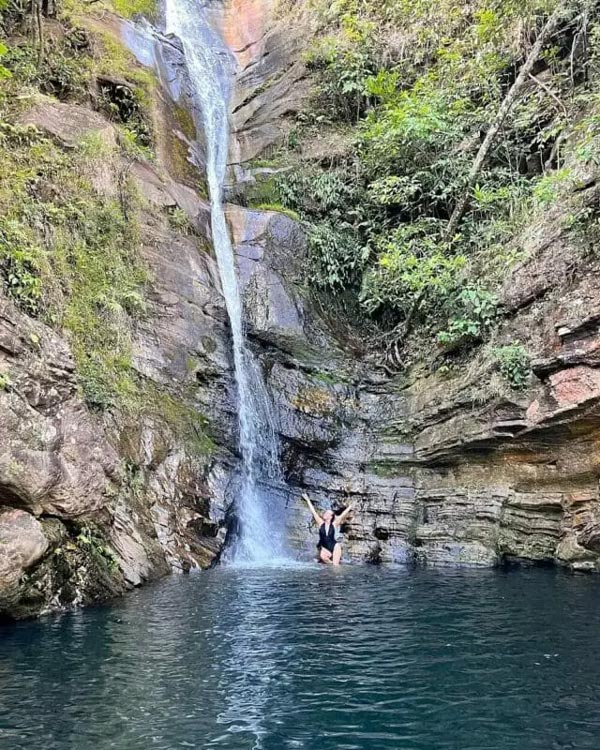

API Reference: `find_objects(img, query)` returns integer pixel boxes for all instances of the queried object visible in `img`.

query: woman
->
[302,493,353,565]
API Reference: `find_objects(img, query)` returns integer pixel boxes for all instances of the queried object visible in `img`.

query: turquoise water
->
[1,566,599,749]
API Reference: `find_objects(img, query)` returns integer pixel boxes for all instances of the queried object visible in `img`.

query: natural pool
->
[1,566,599,750]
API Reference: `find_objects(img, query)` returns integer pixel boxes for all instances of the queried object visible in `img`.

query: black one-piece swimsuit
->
[318,522,337,553]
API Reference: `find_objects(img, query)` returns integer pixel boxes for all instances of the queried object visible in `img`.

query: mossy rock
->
[1,519,125,621]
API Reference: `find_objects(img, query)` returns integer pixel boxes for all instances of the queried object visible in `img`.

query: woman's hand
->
[336,505,354,525]
[302,493,324,526]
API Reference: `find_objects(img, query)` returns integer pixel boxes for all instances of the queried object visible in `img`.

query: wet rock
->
[227,206,306,337]
[0,509,48,592]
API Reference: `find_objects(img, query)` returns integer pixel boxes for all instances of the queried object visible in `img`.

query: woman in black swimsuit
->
[302,493,354,565]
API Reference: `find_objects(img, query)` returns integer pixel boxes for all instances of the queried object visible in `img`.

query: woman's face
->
[323,510,334,523]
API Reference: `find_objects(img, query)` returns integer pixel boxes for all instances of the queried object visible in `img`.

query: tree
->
[444,4,574,241]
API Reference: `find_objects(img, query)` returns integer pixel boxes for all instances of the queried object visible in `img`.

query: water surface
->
[1,566,599,749]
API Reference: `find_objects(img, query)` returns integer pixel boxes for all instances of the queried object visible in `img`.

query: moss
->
[172,101,196,141]
[0,119,149,409]
[112,0,159,21]
[244,173,281,208]
[310,370,350,386]
[248,156,283,169]
[63,0,158,22]
[165,127,206,192]
[94,31,156,94]
[0,49,217,458]
[141,381,216,456]
[60,176,148,410]
[255,203,301,221]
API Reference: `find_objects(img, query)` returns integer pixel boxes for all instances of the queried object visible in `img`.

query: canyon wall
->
[1,0,600,620]
[219,0,600,572]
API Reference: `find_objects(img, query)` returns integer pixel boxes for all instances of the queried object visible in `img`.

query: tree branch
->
[528,72,567,116]
[444,5,572,242]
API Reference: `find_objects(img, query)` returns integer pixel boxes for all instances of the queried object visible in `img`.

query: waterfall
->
[164,0,287,563]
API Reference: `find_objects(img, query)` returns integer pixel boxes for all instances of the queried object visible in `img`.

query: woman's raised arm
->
[334,505,354,526]
[302,493,323,526]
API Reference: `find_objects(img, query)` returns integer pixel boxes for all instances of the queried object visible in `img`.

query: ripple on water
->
[1,566,600,750]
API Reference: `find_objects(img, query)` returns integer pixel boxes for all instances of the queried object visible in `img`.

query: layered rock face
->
[242,204,600,571]
[214,0,600,572]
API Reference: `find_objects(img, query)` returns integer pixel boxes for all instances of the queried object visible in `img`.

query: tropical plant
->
[493,343,531,388]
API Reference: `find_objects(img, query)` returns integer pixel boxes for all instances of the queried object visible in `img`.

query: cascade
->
[164,0,287,563]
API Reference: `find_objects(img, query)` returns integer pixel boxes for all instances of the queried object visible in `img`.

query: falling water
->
[164,0,287,563]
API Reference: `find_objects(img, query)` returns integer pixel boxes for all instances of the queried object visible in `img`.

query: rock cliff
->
[218,0,600,572]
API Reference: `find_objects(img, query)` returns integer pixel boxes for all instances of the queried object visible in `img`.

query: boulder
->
[19,97,117,149]
[0,509,48,592]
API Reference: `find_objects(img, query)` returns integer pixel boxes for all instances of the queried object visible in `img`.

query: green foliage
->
[112,0,158,20]
[76,523,119,572]
[308,221,364,290]
[0,121,146,411]
[0,34,91,105]
[63,187,147,411]
[283,0,594,357]
[94,36,155,154]
[0,41,11,80]
[118,125,153,160]
[148,387,215,455]
[167,206,193,233]
[0,220,43,314]
[361,220,465,317]
[437,288,498,349]
[78,131,114,159]
[304,14,380,122]
[0,0,216,461]
[532,168,574,205]
[276,166,361,218]
[493,343,530,388]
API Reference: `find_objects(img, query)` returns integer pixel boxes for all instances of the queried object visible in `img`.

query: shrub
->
[0,220,44,315]
[0,41,11,80]
[308,221,364,291]
[288,0,581,353]
[493,343,530,388]
[0,33,91,103]
[437,288,498,350]
[360,220,465,318]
